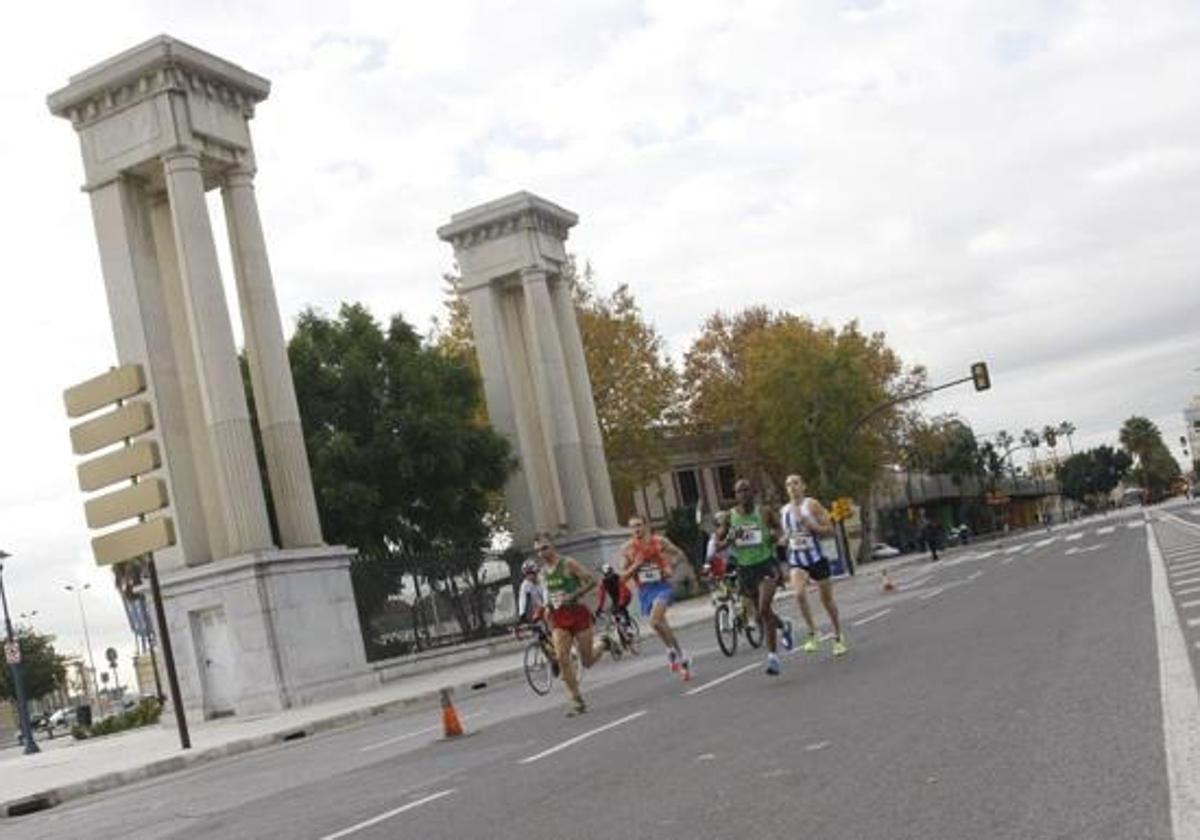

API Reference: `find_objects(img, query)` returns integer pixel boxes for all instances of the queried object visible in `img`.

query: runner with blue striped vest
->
[781,474,847,656]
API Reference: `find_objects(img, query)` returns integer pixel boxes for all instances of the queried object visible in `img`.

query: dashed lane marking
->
[359,713,484,752]
[1034,538,1057,548]
[1005,544,1028,555]
[1128,521,1146,529]
[1176,586,1200,597]
[319,790,457,840]
[1065,533,1083,542]
[1181,599,1200,610]
[919,587,945,601]
[851,608,892,627]
[1096,526,1116,535]
[683,662,762,697]
[805,740,831,752]
[518,711,648,764]
[1173,575,1200,588]
[1188,617,1200,629]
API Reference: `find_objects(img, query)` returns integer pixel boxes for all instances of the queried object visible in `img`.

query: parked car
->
[871,542,901,559]
[946,524,973,546]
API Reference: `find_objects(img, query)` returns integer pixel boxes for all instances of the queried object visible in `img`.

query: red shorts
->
[550,604,593,634]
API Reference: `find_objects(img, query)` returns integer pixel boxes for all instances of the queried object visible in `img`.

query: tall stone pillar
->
[49,36,369,722]
[222,166,323,548]
[163,151,273,555]
[438,192,624,566]
[520,267,596,532]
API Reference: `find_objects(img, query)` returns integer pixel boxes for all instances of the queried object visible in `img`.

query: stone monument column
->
[438,192,623,565]
[49,36,370,721]
[222,165,323,548]
[162,151,273,555]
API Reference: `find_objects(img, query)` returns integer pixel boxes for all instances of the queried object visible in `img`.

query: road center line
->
[1146,527,1200,838]
[919,587,945,601]
[683,661,762,696]
[851,608,892,627]
[319,789,456,840]
[518,711,648,764]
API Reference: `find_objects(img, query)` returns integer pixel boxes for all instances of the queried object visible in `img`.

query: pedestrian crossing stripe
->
[1127,521,1144,529]
[1065,533,1083,541]
[1096,526,1116,535]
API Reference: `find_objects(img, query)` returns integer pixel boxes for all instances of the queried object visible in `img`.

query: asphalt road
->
[9,504,1197,840]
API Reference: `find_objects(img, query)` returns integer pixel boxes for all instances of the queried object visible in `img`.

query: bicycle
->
[517,621,583,697]
[595,607,641,657]
[711,571,763,656]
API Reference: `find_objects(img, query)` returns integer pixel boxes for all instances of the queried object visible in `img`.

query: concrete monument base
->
[157,547,372,719]
[553,530,629,571]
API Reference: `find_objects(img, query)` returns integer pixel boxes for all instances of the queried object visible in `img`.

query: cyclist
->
[517,559,545,626]
[620,516,693,680]
[535,531,607,717]
[781,474,847,656]
[595,563,634,626]
[704,511,731,580]
[716,479,786,675]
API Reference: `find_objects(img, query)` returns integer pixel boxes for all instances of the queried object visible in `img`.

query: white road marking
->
[1176,586,1200,597]
[684,661,763,696]
[1034,538,1056,548]
[1096,526,1116,535]
[358,713,484,752]
[974,550,998,559]
[1181,599,1200,610]
[1174,576,1200,588]
[851,608,892,627]
[919,587,945,601]
[1128,521,1145,529]
[519,711,648,764]
[1189,617,1200,629]
[695,753,716,762]
[1001,556,1015,565]
[1146,528,1200,838]
[805,740,831,752]
[319,789,456,840]
[966,571,983,582]
[1005,544,1028,555]
[1169,561,1200,575]
[1065,533,1083,542]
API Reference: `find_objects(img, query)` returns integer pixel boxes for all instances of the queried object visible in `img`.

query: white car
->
[871,542,901,559]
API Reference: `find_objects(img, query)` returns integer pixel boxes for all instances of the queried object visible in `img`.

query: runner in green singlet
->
[535,531,608,716]
[716,479,786,675]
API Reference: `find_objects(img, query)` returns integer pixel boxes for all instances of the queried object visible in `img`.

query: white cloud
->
[2,0,1199,669]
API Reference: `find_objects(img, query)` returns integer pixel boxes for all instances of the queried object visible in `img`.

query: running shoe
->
[679,654,693,682]
[765,653,781,676]
[668,649,680,672]
[801,634,820,653]
[780,620,795,652]
[832,636,849,657]
[566,697,587,718]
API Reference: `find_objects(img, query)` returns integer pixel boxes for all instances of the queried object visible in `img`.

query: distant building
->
[1185,395,1200,474]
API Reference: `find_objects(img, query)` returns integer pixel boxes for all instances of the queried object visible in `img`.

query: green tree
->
[1119,416,1181,501]
[288,303,512,651]
[903,416,980,487]
[683,309,925,501]
[1057,445,1132,506]
[0,630,66,702]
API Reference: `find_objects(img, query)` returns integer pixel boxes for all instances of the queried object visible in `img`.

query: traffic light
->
[971,361,991,392]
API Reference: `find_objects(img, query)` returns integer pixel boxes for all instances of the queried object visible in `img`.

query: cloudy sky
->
[1,0,1198,686]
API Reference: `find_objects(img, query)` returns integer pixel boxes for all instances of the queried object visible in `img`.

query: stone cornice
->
[47,34,270,129]
[437,190,578,251]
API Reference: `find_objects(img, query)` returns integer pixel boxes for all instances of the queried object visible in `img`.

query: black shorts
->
[790,558,833,582]
[736,561,779,596]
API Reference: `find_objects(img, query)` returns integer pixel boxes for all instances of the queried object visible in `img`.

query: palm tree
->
[1119,416,1161,468]
[1057,421,1076,455]
[1042,424,1060,465]
[995,430,1015,477]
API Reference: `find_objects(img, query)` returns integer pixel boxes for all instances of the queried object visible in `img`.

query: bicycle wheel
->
[621,616,641,656]
[744,616,764,649]
[714,603,738,657]
[524,641,552,696]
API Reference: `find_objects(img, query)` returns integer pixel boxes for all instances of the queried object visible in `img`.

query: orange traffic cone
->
[881,569,896,594]
[440,688,464,738]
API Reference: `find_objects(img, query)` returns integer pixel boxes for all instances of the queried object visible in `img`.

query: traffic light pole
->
[0,567,39,755]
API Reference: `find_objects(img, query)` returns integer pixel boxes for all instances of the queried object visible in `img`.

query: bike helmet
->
[601,562,613,574]
[521,559,538,576]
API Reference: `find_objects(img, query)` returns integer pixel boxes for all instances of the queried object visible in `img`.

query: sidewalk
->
[0,552,925,818]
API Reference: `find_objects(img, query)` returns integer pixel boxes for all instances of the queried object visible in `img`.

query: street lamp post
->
[64,583,100,707]
[0,550,40,755]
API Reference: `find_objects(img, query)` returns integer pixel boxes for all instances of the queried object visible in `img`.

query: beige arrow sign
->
[63,364,146,418]
[69,401,154,455]
[91,517,175,567]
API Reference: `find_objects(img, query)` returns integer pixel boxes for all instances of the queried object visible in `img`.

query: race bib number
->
[637,565,663,583]
[789,533,815,552]
[734,527,763,548]
[549,591,567,608]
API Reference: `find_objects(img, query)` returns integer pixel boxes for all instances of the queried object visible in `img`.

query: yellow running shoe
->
[832,637,849,657]
[801,634,820,653]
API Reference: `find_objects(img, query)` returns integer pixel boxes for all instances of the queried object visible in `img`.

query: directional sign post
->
[63,365,190,750]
